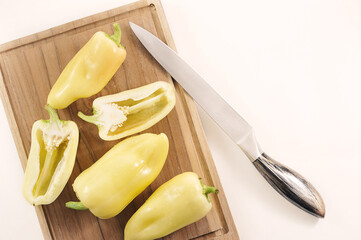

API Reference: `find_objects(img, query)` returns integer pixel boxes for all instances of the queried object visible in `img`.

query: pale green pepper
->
[124,172,218,240]
[66,133,169,219]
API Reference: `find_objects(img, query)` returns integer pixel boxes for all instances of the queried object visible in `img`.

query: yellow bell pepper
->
[22,105,79,205]
[66,133,169,219]
[47,23,127,109]
[77,81,176,141]
[124,172,218,240]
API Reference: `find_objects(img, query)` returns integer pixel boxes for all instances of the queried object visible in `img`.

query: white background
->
[1,0,361,239]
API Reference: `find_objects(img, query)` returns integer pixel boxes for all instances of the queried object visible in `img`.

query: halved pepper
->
[78,81,176,141]
[47,23,127,109]
[66,133,169,219]
[124,172,218,240]
[22,105,79,205]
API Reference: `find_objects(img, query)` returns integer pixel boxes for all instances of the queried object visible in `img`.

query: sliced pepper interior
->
[111,88,170,135]
[32,106,70,198]
[79,87,172,137]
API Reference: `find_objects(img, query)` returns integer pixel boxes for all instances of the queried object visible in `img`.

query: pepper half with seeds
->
[22,105,79,205]
[78,81,176,141]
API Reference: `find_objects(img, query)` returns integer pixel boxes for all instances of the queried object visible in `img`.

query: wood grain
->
[0,0,239,239]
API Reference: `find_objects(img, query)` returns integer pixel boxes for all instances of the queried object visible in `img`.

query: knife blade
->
[130,22,325,218]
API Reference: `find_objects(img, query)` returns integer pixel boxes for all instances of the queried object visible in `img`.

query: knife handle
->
[253,153,325,218]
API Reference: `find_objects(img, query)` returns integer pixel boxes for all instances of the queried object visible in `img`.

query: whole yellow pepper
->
[47,23,127,109]
[22,105,79,205]
[66,133,169,219]
[124,172,218,240]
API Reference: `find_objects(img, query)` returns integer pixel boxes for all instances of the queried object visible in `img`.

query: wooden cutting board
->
[0,0,238,239]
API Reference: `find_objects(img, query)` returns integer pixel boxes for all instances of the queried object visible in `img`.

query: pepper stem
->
[200,179,219,203]
[44,104,60,124]
[78,111,101,126]
[107,23,122,47]
[65,201,88,210]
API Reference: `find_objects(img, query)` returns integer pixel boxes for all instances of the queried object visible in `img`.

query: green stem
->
[66,201,88,210]
[44,104,60,124]
[107,23,122,47]
[200,179,219,203]
[78,111,100,125]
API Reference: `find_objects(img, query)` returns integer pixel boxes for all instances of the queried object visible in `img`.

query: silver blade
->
[130,22,261,159]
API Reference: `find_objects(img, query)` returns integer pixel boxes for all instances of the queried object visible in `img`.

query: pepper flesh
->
[47,23,127,109]
[78,81,176,141]
[67,133,169,219]
[22,105,79,205]
[124,172,218,240]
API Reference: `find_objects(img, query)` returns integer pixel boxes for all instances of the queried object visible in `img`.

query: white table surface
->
[1,0,361,239]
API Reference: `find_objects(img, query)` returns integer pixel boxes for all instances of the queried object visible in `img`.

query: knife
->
[129,22,325,218]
